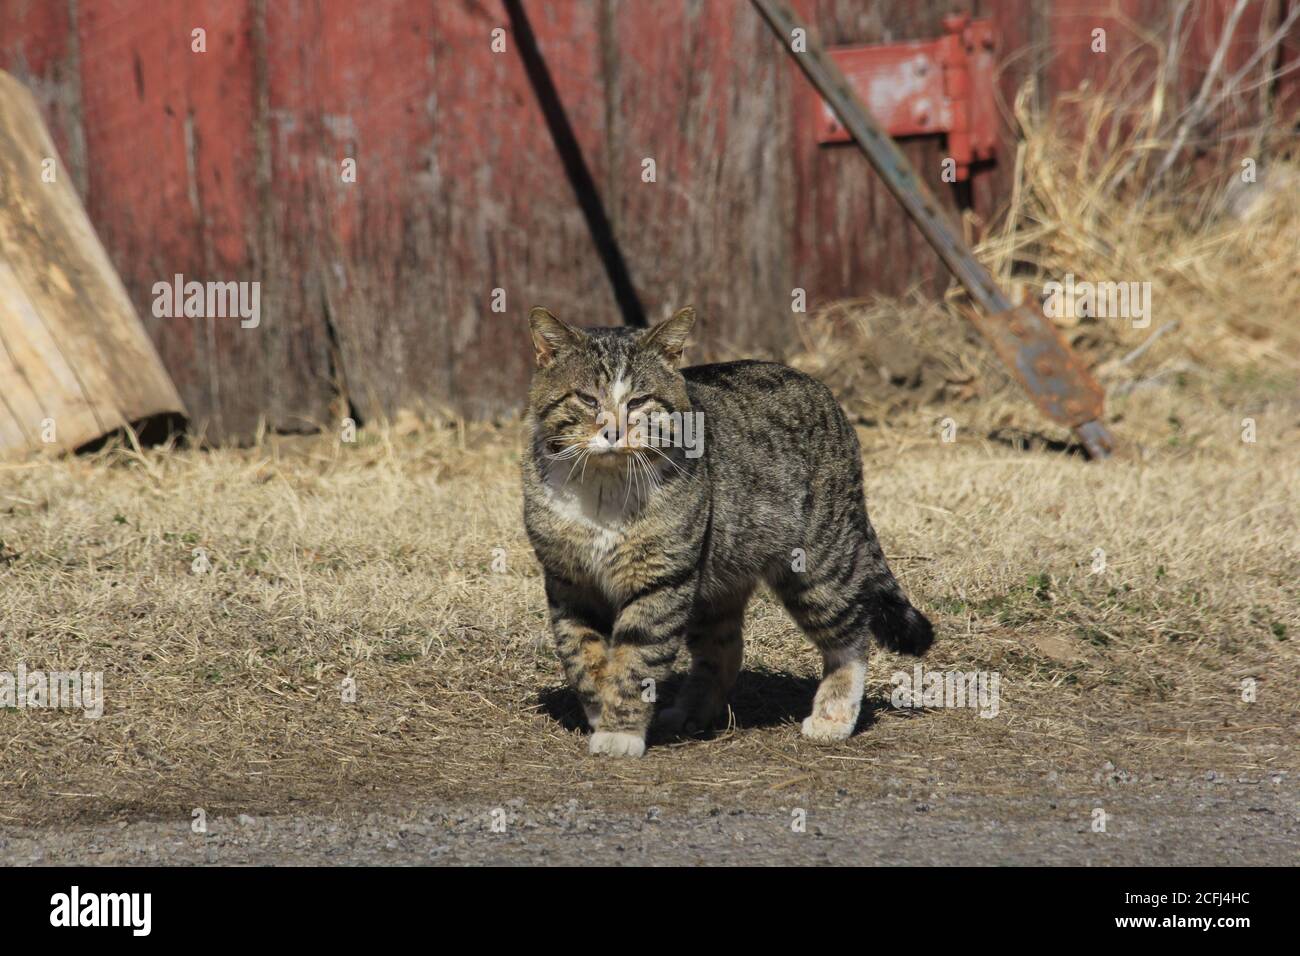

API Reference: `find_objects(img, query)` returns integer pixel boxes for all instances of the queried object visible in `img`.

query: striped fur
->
[523,308,933,756]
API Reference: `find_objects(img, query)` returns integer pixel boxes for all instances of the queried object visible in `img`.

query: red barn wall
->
[2,0,1295,439]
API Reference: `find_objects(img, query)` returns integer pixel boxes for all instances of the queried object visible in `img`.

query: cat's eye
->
[574,391,599,409]
[626,395,651,411]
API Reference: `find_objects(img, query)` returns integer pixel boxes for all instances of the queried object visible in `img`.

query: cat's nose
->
[598,408,624,441]
[590,411,621,451]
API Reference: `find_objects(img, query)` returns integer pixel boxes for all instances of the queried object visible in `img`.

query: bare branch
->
[1205,1,1300,117]
[1150,0,1252,186]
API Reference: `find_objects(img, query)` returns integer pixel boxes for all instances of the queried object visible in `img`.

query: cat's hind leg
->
[768,567,871,742]
[801,644,868,741]
[656,590,750,737]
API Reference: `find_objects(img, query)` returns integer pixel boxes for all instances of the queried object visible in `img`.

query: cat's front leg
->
[545,575,611,732]
[588,571,694,757]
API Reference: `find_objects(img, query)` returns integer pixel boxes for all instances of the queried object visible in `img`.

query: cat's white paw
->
[800,715,854,742]
[588,731,646,758]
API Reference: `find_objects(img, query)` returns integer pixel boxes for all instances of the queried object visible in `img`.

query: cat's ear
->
[529,307,586,368]
[640,307,695,362]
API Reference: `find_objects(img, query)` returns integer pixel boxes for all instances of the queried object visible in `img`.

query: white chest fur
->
[541,461,647,582]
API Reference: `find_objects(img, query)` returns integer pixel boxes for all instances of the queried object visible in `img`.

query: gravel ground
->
[6,775,1295,866]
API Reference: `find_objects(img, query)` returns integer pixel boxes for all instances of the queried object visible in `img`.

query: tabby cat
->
[522,306,933,757]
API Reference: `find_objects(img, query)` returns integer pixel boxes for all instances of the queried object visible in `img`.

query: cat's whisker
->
[641,450,658,490]
[563,446,590,485]
[546,445,587,461]
[623,454,638,507]
[633,450,653,491]
[643,444,689,480]
[633,449,661,496]
[546,449,586,463]
[644,443,682,471]
[544,431,596,464]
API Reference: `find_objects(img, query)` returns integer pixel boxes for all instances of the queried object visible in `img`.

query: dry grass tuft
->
[977,79,1300,373]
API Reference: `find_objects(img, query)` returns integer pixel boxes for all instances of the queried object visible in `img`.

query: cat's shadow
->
[535,668,899,742]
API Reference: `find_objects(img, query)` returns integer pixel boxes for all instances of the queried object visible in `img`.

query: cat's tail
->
[868,584,934,657]
[873,590,935,658]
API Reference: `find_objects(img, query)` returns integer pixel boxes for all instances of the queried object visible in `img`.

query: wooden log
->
[0,70,185,457]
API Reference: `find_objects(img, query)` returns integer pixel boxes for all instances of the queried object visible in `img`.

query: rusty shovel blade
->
[964,303,1114,457]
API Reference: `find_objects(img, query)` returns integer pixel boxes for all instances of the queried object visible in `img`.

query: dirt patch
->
[6,775,1295,866]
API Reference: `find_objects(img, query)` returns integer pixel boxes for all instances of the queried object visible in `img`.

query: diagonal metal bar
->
[752,0,1115,459]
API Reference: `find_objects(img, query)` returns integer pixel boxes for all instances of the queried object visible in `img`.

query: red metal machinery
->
[814,14,998,182]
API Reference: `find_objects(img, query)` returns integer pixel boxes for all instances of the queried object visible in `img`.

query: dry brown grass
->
[978,80,1300,371]
[1,411,1295,826]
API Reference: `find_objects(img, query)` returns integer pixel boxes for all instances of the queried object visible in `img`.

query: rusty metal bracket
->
[814,14,997,181]
[752,0,1116,459]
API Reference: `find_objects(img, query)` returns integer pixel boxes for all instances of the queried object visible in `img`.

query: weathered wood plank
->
[603,0,794,357]
[0,0,85,194]
[788,0,978,311]
[74,0,335,440]
[255,0,618,424]
[0,70,184,456]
